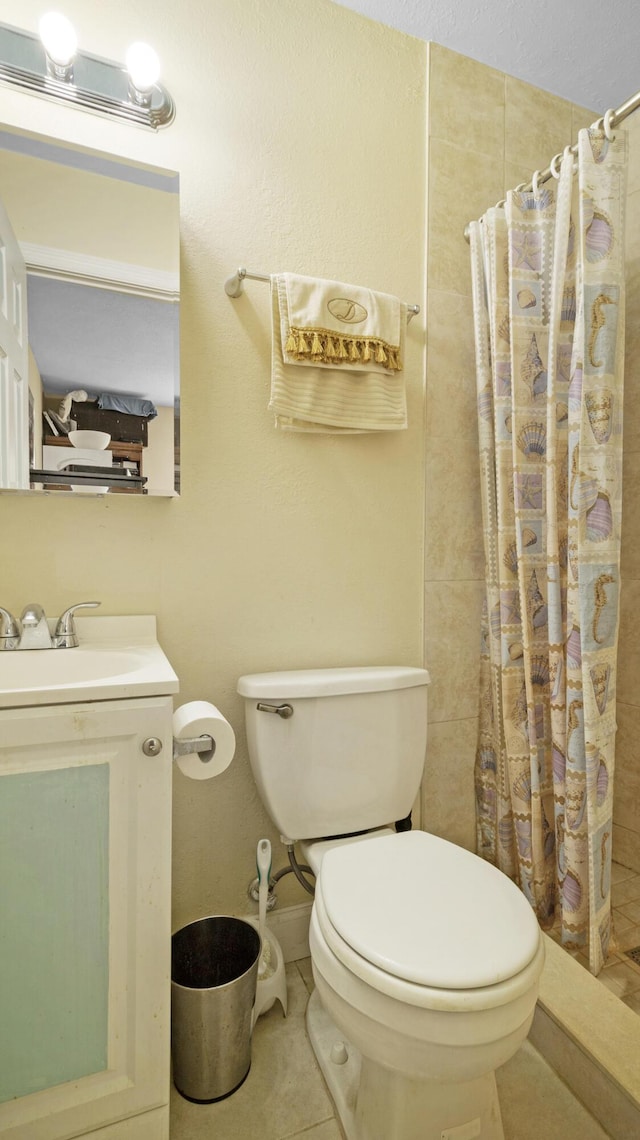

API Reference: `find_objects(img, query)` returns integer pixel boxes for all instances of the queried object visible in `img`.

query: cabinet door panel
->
[1,763,109,1101]
[0,697,173,1140]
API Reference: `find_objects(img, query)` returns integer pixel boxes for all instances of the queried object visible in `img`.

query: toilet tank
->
[237,666,430,842]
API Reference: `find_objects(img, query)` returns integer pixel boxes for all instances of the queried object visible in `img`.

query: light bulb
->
[39,11,77,67]
[126,42,161,93]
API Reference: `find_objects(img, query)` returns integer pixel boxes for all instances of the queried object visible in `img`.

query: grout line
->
[279,1116,341,1140]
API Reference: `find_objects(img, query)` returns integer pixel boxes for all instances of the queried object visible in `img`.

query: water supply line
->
[248,851,315,906]
[285,844,316,895]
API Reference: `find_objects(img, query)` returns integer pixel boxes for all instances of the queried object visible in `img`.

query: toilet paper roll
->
[172,701,236,780]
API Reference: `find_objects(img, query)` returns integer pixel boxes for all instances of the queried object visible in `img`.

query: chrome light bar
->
[0,20,175,130]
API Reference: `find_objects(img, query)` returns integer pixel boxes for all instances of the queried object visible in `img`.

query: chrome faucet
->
[0,601,101,650]
[19,603,53,650]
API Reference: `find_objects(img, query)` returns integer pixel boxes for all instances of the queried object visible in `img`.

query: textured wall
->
[0,0,427,925]
[421,43,595,853]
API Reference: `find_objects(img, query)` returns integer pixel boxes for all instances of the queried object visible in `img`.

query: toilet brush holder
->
[244,916,288,1026]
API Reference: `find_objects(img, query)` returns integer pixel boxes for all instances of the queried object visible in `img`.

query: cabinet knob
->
[142,737,163,756]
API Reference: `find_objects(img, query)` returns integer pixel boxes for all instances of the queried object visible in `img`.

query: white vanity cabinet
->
[0,646,176,1140]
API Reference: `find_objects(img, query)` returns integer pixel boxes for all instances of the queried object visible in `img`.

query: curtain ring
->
[515,182,528,192]
[496,199,506,209]
[549,153,563,179]
[603,108,616,140]
[532,169,541,196]
[563,145,578,175]
[592,116,604,133]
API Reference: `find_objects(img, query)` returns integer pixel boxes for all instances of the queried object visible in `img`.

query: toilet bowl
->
[237,667,544,1140]
[303,830,544,1140]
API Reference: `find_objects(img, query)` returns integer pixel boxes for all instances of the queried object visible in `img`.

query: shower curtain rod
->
[224,266,421,320]
[463,86,640,242]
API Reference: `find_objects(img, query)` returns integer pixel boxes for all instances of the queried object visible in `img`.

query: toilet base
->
[307,988,361,1137]
[306,989,505,1140]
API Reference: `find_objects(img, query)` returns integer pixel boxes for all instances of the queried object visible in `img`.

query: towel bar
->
[224,266,420,321]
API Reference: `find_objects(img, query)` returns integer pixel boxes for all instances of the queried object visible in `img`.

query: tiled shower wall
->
[614,114,640,872]
[421,44,595,851]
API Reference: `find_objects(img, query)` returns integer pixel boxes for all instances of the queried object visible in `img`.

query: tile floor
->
[170,957,611,1140]
[548,861,640,1012]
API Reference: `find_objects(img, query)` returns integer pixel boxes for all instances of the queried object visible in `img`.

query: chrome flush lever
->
[256,702,294,719]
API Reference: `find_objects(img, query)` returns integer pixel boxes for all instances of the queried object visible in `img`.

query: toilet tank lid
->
[237,666,430,699]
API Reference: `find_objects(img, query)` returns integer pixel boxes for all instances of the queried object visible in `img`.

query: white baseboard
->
[244,901,312,963]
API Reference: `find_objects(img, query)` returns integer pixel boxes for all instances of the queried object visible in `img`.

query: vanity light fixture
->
[0,14,175,129]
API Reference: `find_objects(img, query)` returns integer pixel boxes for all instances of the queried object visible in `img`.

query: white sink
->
[0,648,146,687]
[0,616,179,708]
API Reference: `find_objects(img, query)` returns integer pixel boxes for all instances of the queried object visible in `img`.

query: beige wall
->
[0,146,178,272]
[614,115,640,871]
[421,43,595,853]
[0,0,427,925]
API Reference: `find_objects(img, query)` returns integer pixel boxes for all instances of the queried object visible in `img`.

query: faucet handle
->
[0,606,20,649]
[54,601,101,648]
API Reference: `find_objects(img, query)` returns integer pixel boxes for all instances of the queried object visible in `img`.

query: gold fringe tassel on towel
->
[284,326,402,371]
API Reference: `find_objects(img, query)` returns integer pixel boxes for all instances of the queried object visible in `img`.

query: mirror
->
[0,124,179,497]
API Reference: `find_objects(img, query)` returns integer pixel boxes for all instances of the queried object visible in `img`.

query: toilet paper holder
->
[173,733,216,761]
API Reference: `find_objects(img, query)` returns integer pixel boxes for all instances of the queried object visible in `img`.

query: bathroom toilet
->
[237,666,544,1140]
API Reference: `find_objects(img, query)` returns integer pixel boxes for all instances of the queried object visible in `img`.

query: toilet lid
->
[319,830,541,990]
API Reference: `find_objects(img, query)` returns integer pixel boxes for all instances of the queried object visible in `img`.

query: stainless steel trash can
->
[171,915,261,1102]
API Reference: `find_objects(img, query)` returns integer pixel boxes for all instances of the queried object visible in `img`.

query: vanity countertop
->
[0,616,179,709]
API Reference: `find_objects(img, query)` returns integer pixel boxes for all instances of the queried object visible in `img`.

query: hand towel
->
[269,273,407,433]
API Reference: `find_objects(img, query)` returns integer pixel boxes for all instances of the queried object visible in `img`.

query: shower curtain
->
[470,125,627,975]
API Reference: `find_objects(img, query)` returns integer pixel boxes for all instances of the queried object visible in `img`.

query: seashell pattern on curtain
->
[469,126,627,975]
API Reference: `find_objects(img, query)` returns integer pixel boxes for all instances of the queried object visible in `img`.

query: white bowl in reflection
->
[68,430,111,449]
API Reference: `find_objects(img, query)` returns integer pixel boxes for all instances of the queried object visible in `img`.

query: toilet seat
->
[313,882,544,1014]
[317,830,542,1000]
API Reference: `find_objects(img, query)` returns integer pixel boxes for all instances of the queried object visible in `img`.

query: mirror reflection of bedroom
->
[0,125,180,496]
